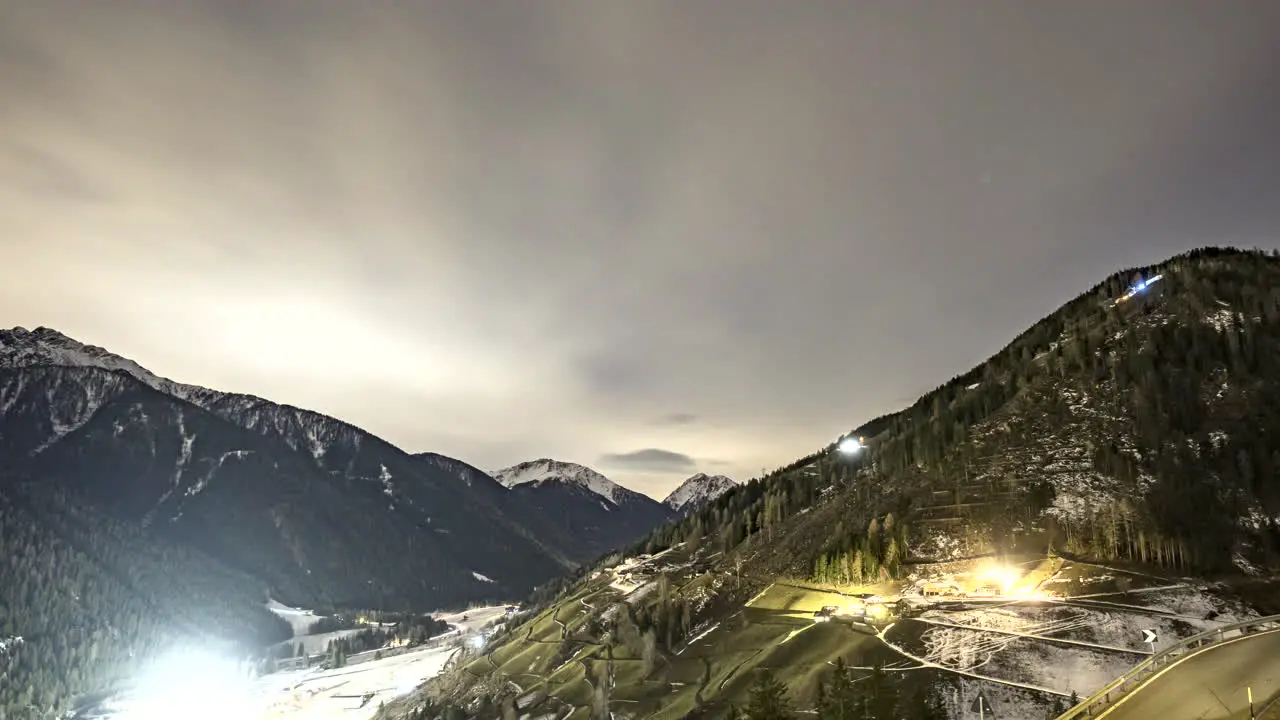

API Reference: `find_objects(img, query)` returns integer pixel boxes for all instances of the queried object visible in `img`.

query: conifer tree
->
[745,668,794,720]
[819,656,859,720]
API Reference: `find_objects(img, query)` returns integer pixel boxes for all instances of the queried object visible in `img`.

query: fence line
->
[270,631,463,672]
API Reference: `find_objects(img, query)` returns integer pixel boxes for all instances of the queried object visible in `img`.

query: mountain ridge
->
[492,458,676,562]
[0,328,573,610]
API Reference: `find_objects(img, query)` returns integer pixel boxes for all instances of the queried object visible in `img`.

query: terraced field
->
[444,545,1264,719]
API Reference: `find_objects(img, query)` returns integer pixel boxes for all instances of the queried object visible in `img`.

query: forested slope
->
[653,247,1280,580]
[0,480,290,720]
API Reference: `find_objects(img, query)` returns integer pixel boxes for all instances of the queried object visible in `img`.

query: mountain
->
[389,248,1280,719]
[624,247,1280,584]
[0,327,570,611]
[735,247,1280,580]
[492,459,675,561]
[662,472,736,515]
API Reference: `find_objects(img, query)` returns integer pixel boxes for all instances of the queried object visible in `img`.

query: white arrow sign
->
[1142,628,1158,644]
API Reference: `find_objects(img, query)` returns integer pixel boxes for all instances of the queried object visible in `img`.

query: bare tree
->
[641,629,659,675]
[592,659,614,719]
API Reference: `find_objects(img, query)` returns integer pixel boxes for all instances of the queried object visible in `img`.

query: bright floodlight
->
[837,436,863,455]
[978,564,1020,595]
[120,647,256,720]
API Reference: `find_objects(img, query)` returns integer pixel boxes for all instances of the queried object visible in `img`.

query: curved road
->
[1098,628,1280,719]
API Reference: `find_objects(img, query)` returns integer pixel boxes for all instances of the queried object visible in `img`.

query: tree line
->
[811,512,910,585]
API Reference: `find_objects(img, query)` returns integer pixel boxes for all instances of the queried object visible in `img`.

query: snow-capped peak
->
[663,472,737,513]
[492,458,627,505]
[0,326,219,405]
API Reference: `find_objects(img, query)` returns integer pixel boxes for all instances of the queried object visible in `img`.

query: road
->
[1097,628,1280,719]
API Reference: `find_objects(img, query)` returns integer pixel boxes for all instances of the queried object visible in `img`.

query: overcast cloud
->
[3,0,1280,498]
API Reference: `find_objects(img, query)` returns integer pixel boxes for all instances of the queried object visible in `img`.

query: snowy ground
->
[845,560,1262,718]
[900,587,1255,699]
[252,644,458,719]
[276,628,371,657]
[267,600,368,656]
[602,545,683,596]
[435,604,511,634]
[266,602,513,657]
[79,605,515,720]
[78,644,459,720]
[268,599,324,636]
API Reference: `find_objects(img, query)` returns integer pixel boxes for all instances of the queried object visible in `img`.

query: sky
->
[3,1,1280,500]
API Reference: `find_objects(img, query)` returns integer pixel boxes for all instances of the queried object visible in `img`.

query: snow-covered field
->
[76,604,517,720]
[252,644,457,719]
[268,599,323,636]
[267,600,367,656]
[77,643,458,720]
[276,627,371,657]
[435,604,510,633]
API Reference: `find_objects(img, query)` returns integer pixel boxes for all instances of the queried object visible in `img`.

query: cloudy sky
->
[3,1,1279,499]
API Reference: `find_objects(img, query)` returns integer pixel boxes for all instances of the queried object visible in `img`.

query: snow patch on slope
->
[380,464,394,496]
[1207,307,1240,332]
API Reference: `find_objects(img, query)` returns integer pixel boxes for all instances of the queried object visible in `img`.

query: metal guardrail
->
[1056,613,1280,719]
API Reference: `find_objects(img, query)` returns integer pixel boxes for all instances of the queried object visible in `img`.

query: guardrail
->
[1056,613,1280,719]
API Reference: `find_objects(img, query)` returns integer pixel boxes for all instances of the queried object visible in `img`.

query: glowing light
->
[977,563,1021,595]
[120,647,256,720]
[837,436,864,455]
[1114,274,1164,305]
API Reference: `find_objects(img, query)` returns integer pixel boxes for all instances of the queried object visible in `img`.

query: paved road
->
[1099,628,1280,719]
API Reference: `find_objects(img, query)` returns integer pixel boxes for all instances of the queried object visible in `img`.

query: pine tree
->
[866,663,896,718]
[745,668,794,720]
[819,657,858,720]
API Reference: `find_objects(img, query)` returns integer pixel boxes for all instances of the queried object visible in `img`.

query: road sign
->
[970,693,993,717]
[1142,628,1158,644]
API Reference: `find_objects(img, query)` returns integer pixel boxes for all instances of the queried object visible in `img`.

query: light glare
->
[837,436,863,454]
[977,564,1020,595]
[119,647,256,720]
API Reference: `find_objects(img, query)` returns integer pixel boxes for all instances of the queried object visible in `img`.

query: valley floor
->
[78,605,513,720]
